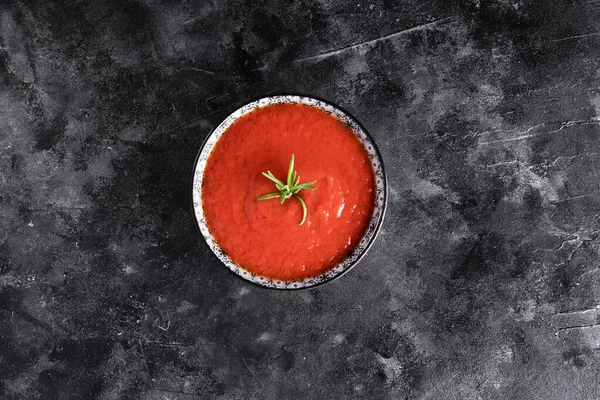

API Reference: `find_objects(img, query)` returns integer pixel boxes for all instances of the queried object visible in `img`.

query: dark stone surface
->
[1,0,600,399]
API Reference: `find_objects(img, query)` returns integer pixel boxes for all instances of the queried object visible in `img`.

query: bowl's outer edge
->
[191,95,388,290]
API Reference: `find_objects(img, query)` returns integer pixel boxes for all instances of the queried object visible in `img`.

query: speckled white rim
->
[192,95,387,289]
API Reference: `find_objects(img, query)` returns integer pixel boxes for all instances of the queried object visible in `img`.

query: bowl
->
[191,95,387,289]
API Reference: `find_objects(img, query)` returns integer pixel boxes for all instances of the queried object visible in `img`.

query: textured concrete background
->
[1,0,600,399]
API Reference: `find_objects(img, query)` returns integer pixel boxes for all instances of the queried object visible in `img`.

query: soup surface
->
[202,103,375,281]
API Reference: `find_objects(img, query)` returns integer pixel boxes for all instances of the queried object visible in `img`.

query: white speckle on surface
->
[333,334,345,345]
[590,93,600,116]
[123,265,137,274]
[377,355,403,384]
[513,300,537,322]
[257,332,274,342]
[28,221,34,227]
[389,186,401,203]
[494,344,513,363]
[177,301,196,313]
[239,287,250,296]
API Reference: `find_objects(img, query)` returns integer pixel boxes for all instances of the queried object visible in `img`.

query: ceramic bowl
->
[192,95,387,289]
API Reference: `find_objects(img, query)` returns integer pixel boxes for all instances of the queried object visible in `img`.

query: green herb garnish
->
[256,154,317,225]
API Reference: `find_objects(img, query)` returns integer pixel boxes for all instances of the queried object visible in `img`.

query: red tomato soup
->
[202,103,375,281]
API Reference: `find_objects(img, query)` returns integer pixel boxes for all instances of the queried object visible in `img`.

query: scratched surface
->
[1,0,600,399]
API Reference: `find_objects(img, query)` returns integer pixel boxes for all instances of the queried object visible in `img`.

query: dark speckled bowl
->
[192,95,387,289]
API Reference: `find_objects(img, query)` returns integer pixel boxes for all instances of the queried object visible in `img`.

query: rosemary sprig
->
[256,154,317,225]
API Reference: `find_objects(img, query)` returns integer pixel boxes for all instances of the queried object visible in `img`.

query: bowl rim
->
[190,94,387,290]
